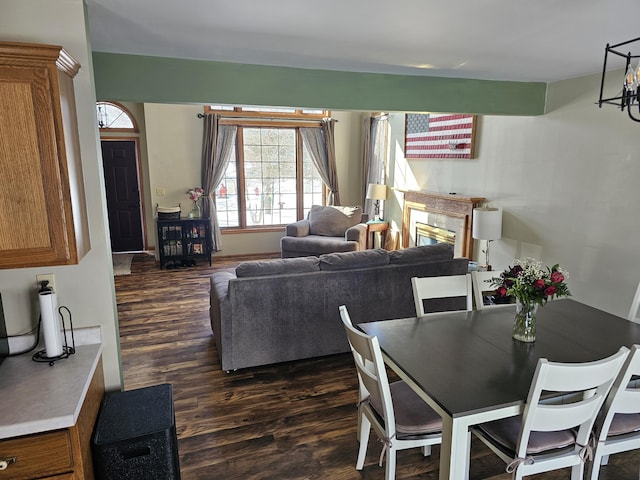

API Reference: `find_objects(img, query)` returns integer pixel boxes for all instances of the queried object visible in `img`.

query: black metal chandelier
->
[598,37,640,122]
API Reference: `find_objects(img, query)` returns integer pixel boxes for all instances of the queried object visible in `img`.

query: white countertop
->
[0,342,102,439]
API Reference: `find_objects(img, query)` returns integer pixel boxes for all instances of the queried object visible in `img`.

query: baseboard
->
[213,252,280,261]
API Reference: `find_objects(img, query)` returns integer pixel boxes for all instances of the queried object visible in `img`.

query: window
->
[96,101,138,131]
[209,106,327,229]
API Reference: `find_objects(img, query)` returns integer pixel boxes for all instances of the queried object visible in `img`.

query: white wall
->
[0,0,122,389]
[141,106,365,255]
[145,103,203,212]
[387,71,640,319]
[333,110,366,207]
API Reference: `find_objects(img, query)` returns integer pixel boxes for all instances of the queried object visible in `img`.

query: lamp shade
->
[472,207,502,241]
[366,183,387,201]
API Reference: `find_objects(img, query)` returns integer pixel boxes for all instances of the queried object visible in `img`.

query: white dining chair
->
[411,273,473,317]
[471,347,629,480]
[339,305,442,480]
[471,270,514,310]
[589,344,640,480]
[627,281,640,323]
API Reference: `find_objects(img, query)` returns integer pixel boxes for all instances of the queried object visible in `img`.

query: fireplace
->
[416,223,456,247]
[400,190,485,259]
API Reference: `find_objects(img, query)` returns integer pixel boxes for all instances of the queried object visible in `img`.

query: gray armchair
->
[280,205,368,258]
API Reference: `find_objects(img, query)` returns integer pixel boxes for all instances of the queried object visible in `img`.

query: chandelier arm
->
[627,107,640,123]
[608,37,640,51]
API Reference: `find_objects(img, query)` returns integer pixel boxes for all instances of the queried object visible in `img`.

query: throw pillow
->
[308,205,362,237]
[389,244,454,264]
[236,256,320,277]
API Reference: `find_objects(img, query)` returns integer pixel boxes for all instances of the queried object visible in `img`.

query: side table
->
[366,220,389,249]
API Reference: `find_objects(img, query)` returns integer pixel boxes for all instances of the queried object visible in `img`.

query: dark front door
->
[101,140,144,252]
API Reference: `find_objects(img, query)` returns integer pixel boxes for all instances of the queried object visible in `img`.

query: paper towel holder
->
[32,304,76,366]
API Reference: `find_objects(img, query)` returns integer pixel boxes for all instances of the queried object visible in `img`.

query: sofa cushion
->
[320,248,389,271]
[236,256,320,278]
[308,205,362,237]
[389,244,454,265]
[281,235,359,256]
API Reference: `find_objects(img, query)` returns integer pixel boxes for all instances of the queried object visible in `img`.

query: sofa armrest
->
[345,223,367,250]
[210,271,236,369]
[285,219,310,237]
[211,271,236,300]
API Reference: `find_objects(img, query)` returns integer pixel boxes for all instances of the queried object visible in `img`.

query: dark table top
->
[359,299,640,419]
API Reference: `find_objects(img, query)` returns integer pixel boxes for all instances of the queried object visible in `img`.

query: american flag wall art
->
[405,113,477,159]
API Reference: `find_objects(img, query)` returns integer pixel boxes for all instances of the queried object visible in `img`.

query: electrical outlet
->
[156,187,166,196]
[36,273,56,293]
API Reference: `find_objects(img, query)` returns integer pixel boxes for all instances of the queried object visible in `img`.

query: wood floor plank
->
[115,253,640,479]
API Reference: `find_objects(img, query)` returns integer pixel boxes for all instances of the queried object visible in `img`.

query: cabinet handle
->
[0,457,16,470]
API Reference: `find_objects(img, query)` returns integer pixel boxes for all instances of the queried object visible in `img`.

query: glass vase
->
[188,200,201,219]
[513,299,538,343]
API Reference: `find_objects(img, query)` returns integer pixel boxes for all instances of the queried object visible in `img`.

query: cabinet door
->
[185,220,207,255]
[0,43,90,269]
[159,223,184,257]
[0,430,73,478]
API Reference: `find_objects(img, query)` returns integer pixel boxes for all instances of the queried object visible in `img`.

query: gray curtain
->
[361,114,388,218]
[201,114,237,251]
[361,116,373,214]
[301,119,340,205]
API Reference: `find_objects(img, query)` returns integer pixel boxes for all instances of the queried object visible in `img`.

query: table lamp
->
[472,207,502,271]
[366,183,387,221]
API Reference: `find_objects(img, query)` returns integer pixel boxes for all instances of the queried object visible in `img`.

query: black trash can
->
[92,383,181,480]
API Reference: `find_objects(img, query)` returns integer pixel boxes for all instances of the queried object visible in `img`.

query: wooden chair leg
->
[385,448,396,480]
[570,462,585,480]
[356,414,371,470]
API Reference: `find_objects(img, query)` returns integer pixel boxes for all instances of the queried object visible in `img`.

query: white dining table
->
[359,298,640,480]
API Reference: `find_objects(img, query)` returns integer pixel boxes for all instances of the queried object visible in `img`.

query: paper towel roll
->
[39,291,63,358]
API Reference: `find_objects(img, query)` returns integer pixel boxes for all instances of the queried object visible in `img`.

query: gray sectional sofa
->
[209,244,468,371]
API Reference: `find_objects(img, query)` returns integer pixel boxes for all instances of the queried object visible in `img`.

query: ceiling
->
[87,0,640,84]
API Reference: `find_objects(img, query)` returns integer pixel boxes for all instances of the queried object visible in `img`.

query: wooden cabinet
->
[0,356,104,479]
[0,42,90,269]
[157,218,212,269]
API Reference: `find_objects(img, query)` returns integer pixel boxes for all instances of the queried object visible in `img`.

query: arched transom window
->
[96,101,138,131]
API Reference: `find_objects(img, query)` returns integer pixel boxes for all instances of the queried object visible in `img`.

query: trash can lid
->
[93,384,175,444]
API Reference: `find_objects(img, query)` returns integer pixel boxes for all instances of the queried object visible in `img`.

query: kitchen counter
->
[0,342,102,439]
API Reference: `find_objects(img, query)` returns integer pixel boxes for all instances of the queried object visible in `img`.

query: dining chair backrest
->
[516,347,629,464]
[627,281,640,323]
[339,305,396,437]
[589,345,640,480]
[471,270,514,310]
[473,347,629,480]
[339,305,443,480]
[411,273,473,317]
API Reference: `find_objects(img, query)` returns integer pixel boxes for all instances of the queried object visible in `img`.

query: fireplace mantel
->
[400,190,485,259]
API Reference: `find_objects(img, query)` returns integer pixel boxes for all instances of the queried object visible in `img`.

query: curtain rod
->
[196,113,337,122]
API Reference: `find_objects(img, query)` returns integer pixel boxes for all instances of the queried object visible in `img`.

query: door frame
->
[100,135,147,251]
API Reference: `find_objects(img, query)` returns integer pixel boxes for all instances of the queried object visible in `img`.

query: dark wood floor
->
[114,253,640,480]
